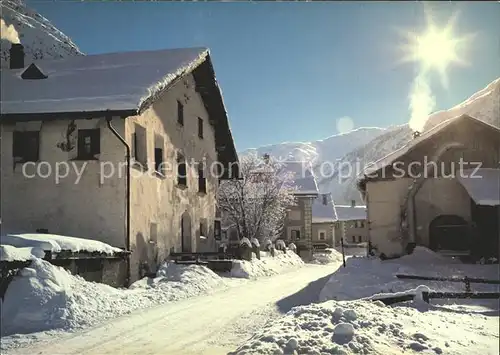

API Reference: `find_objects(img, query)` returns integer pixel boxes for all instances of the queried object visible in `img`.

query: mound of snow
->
[0,245,45,261]
[310,248,343,265]
[2,233,122,254]
[319,247,500,302]
[233,299,499,354]
[240,237,252,247]
[1,258,225,336]
[229,251,304,279]
[250,238,260,247]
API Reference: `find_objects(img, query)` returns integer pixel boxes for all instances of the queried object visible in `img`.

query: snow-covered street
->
[4,263,340,355]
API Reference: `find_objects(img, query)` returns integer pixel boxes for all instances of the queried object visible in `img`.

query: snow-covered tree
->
[217,153,296,242]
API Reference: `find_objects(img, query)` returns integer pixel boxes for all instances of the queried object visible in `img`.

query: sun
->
[398,11,473,88]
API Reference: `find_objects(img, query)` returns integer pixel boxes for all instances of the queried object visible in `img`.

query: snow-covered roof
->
[334,205,367,221]
[0,244,45,262]
[0,47,208,115]
[312,193,337,223]
[360,114,500,179]
[457,168,500,206]
[281,161,319,195]
[1,233,123,254]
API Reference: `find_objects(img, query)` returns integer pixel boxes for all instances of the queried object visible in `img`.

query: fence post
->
[464,276,471,293]
[422,291,430,303]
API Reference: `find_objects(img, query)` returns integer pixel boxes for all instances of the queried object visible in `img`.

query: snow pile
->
[251,238,260,247]
[2,233,122,254]
[0,245,45,261]
[275,239,286,250]
[311,248,344,265]
[229,251,304,279]
[240,237,252,247]
[1,258,226,336]
[233,299,499,355]
[320,247,500,302]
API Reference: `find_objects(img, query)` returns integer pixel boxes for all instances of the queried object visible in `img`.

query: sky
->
[26,1,500,151]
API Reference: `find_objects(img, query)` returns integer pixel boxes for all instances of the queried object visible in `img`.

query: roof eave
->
[0,109,138,122]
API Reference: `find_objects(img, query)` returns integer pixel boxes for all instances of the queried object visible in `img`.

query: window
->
[199,221,206,238]
[358,235,362,243]
[352,236,356,243]
[319,231,326,240]
[198,117,203,138]
[77,129,100,160]
[154,134,164,174]
[291,229,301,241]
[177,152,187,187]
[13,131,40,163]
[150,223,158,244]
[198,163,207,193]
[177,100,184,125]
[360,221,365,228]
[133,124,147,166]
[214,220,221,241]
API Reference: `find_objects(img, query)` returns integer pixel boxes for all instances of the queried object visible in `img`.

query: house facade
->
[333,201,368,246]
[0,46,238,283]
[358,115,500,259]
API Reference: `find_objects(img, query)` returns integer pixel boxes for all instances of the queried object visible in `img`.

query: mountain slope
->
[242,127,388,166]
[318,77,500,204]
[1,0,83,68]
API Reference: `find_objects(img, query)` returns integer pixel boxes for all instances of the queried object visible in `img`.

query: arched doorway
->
[429,214,470,252]
[181,211,192,252]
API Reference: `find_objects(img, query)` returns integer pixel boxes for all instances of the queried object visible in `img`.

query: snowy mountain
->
[244,77,500,205]
[242,127,388,166]
[0,0,83,68]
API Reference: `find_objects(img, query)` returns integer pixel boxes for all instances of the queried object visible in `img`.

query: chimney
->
[412,131,421,139]
[351,199,356,208]
[10,43,25,69]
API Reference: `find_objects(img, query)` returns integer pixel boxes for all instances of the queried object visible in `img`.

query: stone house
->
[311,193,337,248]
[281,161,319,259]
[333,201,368,246]
[0,45,239,283]
[357,114,500,259]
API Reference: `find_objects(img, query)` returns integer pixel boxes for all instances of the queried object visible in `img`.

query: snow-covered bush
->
[275,239,286,250]
[288,242,297,251]
[240,237,252,248]
[250,238,260,248]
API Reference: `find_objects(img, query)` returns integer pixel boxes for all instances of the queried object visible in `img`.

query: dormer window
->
[21,63,47,80]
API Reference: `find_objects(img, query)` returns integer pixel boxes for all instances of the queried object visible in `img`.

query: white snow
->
[312,193,337,223]
[334,205,367,221]
[281,161,319,195]
[0,245,45,261]
[233,298,499,355]
[319,247,499,302]
[228,250,304,279]
[251,238,260,247]
[240,237,252,247]
[457,168,500,206]
[1,233,122,254]
[1,258,226,337]
[1,47,208,114]
[310,248,344,265]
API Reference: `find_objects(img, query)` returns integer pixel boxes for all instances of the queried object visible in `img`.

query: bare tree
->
[217,154,296,242]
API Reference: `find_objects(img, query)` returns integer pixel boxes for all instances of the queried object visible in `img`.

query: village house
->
[311,193,337,248]
[281,161,319,258]
[0,44,239,283]
[333,201,368,246]
[357,114,500,260]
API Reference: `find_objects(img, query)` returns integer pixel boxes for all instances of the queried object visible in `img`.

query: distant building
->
[333,200,368,246]
[311,193,337,248]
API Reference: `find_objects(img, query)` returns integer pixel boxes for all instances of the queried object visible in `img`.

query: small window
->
[133,124,147,166]
[77,129,100,160]
[198,163,207,193]
[214,220,221,240]
[154,134,164,174]
[358,235,362,243]
[150,223,158,244]
[291,229,301,241]
[177,152,187,187]
[319,231,326,240]
[352,236,356,243]
[199,221,206,238]
[177,100,184,126]
[13,131,40,163]
[198,117,203,138]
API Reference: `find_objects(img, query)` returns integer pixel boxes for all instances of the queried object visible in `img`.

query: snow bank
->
[229,251,304,279]
[320,247,500,302]
[310,248,343,265]
[1,259,225,337]
[0,245,45,262]
[233,299,499,355]
[2,233,122,254]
